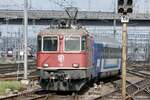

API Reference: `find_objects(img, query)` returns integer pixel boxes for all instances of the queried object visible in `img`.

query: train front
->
[36,28,91,91]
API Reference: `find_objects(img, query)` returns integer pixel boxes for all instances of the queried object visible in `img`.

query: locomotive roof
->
[38,28,88,36]
[94,36,121,48]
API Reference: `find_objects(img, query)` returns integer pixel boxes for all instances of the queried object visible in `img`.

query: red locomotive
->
[37,24,94,91]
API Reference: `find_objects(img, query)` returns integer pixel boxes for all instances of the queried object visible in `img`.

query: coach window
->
[65,36,80,51]
[43,36,58,51]
[82,36,86,50]
[37,36,41,51]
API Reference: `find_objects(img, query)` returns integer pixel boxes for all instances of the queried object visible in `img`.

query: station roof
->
[0,10,150,20]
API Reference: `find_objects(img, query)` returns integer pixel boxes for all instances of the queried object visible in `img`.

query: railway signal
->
[117,0,133,100]
[118,0,133,14]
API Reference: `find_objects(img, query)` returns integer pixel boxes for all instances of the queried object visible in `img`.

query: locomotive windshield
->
[43,36,58,51]
[65,36,80,51]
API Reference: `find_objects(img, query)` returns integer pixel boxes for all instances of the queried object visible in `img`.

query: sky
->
[0,0,150,13]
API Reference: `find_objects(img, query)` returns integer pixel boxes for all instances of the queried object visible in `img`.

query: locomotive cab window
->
[43,36,58,51]
[65,36,80,51]
[82,36,86,50]
[37,36,41,51]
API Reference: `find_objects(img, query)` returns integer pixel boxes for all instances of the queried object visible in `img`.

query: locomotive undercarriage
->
[37,69,89,91]
[37,69,121,91]
[39,78,87,91]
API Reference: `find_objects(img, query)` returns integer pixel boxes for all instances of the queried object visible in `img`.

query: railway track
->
[126,79,150,100]
[0,87,85,100]
[95,65,150,100]
[0,79,119,100]
[126,68,150,100]
[0,89,47,100]
[0,62,37,80]
[2,64,150,100]
[0,62,36,74]
[0,69,38,81]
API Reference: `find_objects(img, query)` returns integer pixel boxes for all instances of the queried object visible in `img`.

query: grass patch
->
[0,81,21,95]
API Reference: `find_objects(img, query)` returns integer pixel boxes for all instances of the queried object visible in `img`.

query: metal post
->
[24,0,28,80]
[88,0,91,11]
[121,22,127,100]
[149,32,150,63]
[14,32,17,61]
[18,28,21,61]
[113,0,116,38]
[6,18,9,51]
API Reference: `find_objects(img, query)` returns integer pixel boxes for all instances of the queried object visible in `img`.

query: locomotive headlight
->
[43,63,49,68]
[49,72,55,80]
[72,63,79,68]
[65,74,70,80]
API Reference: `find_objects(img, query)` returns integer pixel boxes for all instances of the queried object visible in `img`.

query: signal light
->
[117,0,133,14]
[118,8,124,13]
[118,0,124,5]
[127,8,133,13]
[127,0,132,5]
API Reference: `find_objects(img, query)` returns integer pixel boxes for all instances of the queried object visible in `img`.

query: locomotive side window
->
[65,36,80,51]
[81,36,86,50]
[37,36,41,51]
[43,36,58,51]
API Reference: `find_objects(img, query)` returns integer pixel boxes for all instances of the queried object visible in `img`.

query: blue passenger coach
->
[92,36,122,79]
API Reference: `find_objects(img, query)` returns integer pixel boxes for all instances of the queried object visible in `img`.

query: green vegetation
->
[0,81,21,95]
